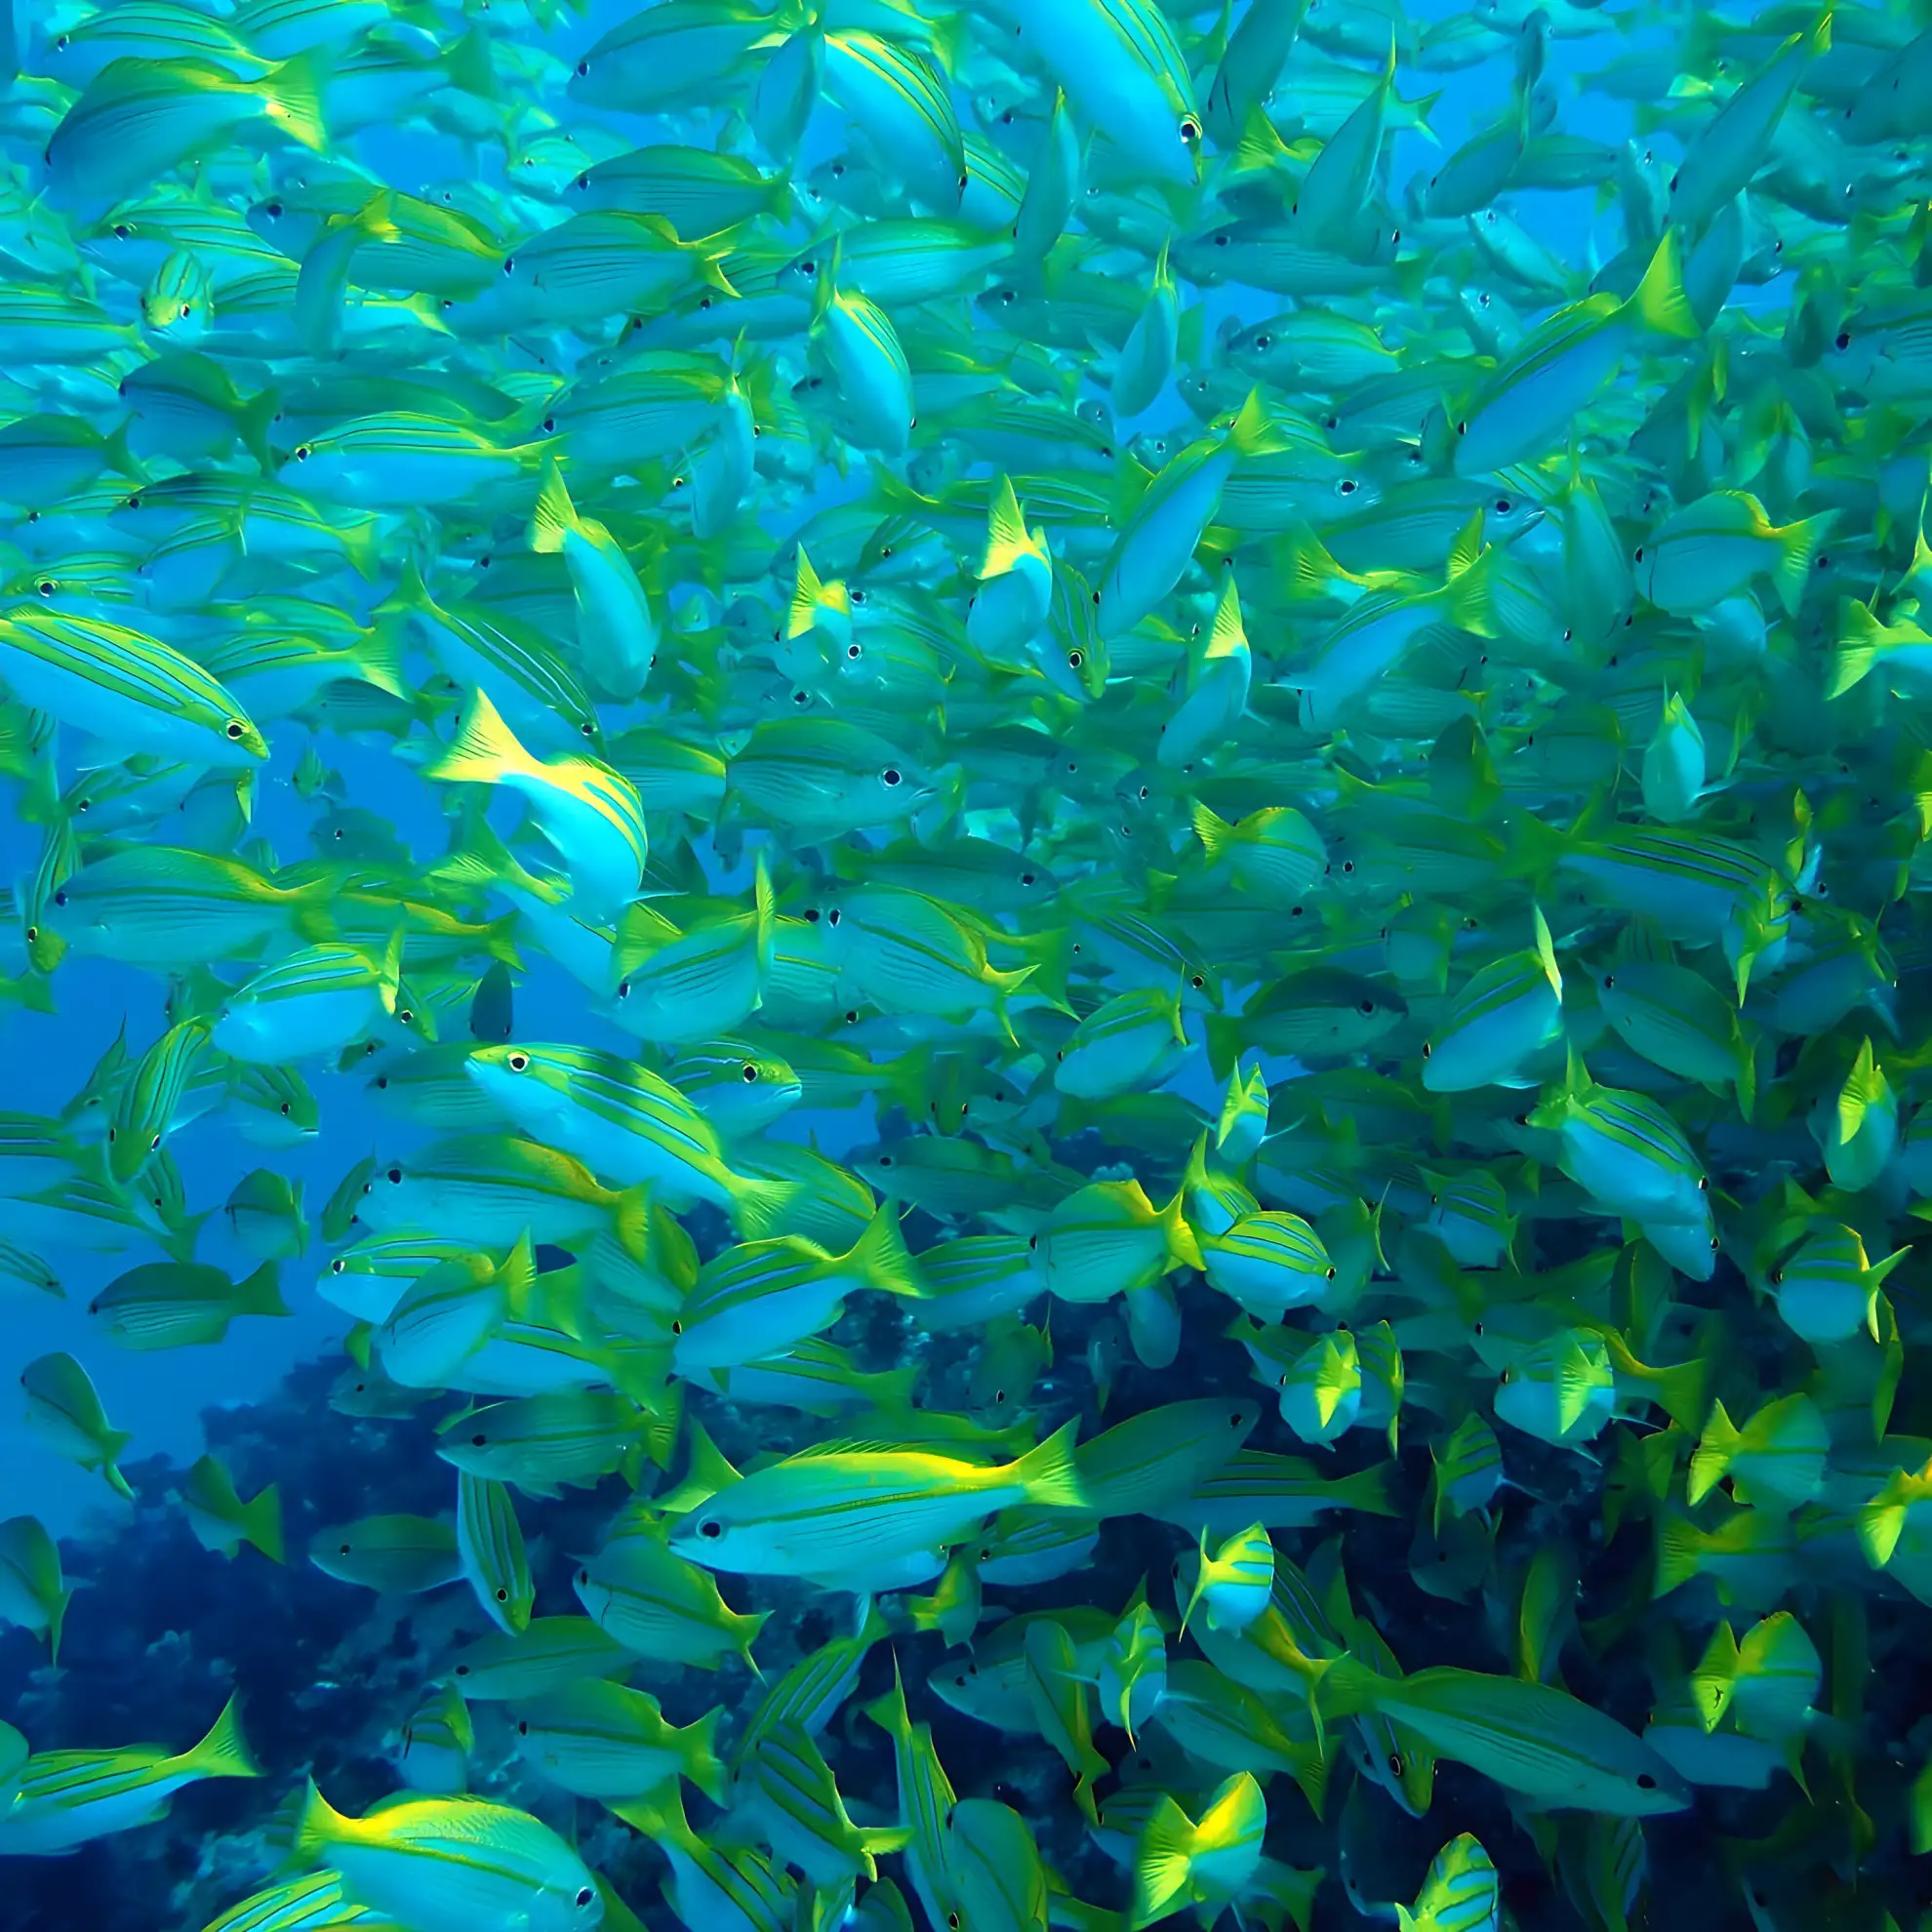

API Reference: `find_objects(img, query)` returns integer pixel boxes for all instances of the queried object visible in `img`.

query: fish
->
[20,1351,134,1499]
[0,1694,260,1855]
[0,1516,75,1662]
[511,1679,727,1804]
[1321,1657,1691,1815]
[181,1454,283,1563]
[9,8,1932,1927]
[667,1421,1085,1583]
[290,1783,604,1932]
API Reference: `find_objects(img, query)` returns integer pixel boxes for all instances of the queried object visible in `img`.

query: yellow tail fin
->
[421,688,530,786]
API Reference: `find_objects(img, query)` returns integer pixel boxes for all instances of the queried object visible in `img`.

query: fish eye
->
[36,581,52,597]
[742,1064,757,1081]
[1495,499,1511,513]
[340,1543,351,1555]
[179,303,191,319]
[1358,999,1375,1015]
[53,891,66,906]
[1339,478,1357,495]
[1067,649,1084,668]
[22,928,33,943]
[503,257,515,274]
[828,908,842,925]
[700,1519,722,1538]
[495,1586,508,1602]
[225,719,247,740]
[878,1154,893,1167]
[331,1259,345,1273]
[1633,546,1643,561]
[1191,974,1204,988]
[576,59,588,74]
[507,1053,529,1072]
[847,643,863,660]
[1422,1042,1431,1059]
[1836,330,1850,349]
[386,1166,402,1184]
[294,445,311,461]
[1389,1752,1404,1776]
[882,768,902,785]
[1636,1773,1656,1790]
[112,222,130,239]
[1180,116,1201,144]
[576,1889,595,1910]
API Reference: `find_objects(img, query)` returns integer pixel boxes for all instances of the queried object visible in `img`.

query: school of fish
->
[3,0,1932,1927]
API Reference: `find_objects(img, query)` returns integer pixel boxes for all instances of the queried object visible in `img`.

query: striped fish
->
[573,1513,768,1670]
[465,1043,785,1228]
[732,1716,907,1889]
[737,1603,889,1766]
[455,1472,533,1634]
[1180,1521,1274,1636]
[447,1618,634,1704]
[613,1784,794,1932]
[0,1693,260,1855]
[1319,1658,1691,1815]
[107,1019,208,1184]
[200,1869,395,1932]
[0,604,266,766]
[1200,1210,1337,1319]
[863,1660,959,1932]
[1398,1833,1500,1932]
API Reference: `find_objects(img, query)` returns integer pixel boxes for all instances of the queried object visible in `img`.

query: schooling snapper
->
[1,1,1931,1930]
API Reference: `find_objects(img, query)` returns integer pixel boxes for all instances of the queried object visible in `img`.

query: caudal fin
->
[1627,228,1701,342]
[1685,1399,1739,1508]
[243,1481,285,1565]
[1009,1416,1086,1510]
[1827,600,1887,699]
[677,1706,729,1805]
[1771,511,1834,619]
[530,456,579,555]
[845,1200,922,1298]
[184,1692,263,1782]
[421,688,528,787]
[1128,1794,1198,1930]
[239,1260,290,1320]
[264,51,329,154]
